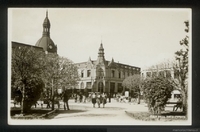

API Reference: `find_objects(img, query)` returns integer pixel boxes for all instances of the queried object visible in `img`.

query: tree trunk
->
[137,88,140,104]
[21,83,25,115]
[52,95,55,110]
[51,79,54,110]
[137,93,140,104]
[182,91,187,118]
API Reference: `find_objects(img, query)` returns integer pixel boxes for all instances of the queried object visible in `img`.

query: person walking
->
[45,97,51,108]
[96,93,102,108]
[79,93,83,103]
[102,93,107,108]
[63,90,70,110]
[91,92,96,108]
[108,93,111,103]
[74,93,77,103]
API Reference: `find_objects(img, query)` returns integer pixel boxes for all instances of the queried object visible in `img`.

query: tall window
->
[81,70,84,78]
[111,70,115,78]
[87,70,91,77]
[119,71,121,78]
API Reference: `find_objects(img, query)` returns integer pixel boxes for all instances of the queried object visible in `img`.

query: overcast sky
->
[9,8,191,69]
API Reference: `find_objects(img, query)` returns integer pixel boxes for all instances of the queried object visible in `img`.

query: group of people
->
[74,93,88,103]
[91,92,107,108]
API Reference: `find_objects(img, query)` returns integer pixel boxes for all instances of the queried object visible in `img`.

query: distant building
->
[141,63,175,79]
[12,11,57,54]
[141,62,181,101]
[75,43,141,96]
[12,41,43,51]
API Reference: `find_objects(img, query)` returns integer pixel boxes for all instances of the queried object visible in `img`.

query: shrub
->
[142,77,174,114]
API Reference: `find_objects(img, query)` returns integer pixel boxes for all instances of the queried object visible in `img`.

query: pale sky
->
[9,8,191,69]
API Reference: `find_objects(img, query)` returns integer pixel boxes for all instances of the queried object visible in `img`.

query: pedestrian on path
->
[102,93,107,108]
[74,94,77,103]
[46,98,51,108]
[79,93,83,103]
[63,90,70,110]
[96,93,102,108]
[91,92,96,108]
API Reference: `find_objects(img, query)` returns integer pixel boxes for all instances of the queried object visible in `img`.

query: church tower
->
[96,43,106,65]
[35,11,57,53]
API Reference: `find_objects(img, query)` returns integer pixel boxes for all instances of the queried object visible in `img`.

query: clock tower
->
[35,11,57,53]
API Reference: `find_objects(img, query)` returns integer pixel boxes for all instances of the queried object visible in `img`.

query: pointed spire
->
[43,10,50,37]
[112,57,114,62]
[88,56,91,61]
[108,57,114,66]
[46,10,48,17]
[97,42,105,65]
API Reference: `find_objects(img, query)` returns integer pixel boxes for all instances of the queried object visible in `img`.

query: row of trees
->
[12,47,80,114]
[122,21,189,116]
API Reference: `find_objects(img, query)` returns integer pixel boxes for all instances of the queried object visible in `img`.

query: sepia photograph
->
[8,8,191,125]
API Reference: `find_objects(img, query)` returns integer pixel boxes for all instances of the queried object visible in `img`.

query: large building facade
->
[75,43,141,96]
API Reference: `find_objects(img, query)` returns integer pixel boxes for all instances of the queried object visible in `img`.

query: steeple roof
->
[35,11,57,53]
[43,11,50,28]
[96,42,105,65]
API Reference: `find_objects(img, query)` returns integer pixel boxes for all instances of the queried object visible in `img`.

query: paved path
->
[50,99,149,125]
[9,99,189,125]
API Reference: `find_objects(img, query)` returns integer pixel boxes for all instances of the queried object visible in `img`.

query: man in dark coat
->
[63,90,70,110]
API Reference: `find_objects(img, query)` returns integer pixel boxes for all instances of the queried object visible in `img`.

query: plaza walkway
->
[49,99,149,125]
[9,99,189,125]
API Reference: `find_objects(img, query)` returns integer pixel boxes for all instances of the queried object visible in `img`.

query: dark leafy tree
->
[122,74,142,104]
[142,77,174,114]
[43,53,80,110]
[173,21,189,115]
[12,46,45,114]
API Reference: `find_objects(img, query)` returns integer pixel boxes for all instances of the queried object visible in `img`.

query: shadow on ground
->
[57,109,87,114]
[11,108,51,116]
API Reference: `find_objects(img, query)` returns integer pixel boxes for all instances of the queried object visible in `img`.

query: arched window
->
[98,82,103,92]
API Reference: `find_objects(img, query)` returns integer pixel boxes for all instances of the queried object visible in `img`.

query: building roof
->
[35,36,57,52]
[75,43,140,71]
[75,59,140,70]
[35,11,57,53]
[12,41,44,51]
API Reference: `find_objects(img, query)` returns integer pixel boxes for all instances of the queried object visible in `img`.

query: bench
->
[166,102,182,111]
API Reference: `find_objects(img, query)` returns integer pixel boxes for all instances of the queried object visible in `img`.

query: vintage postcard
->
[8,8,191,125]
